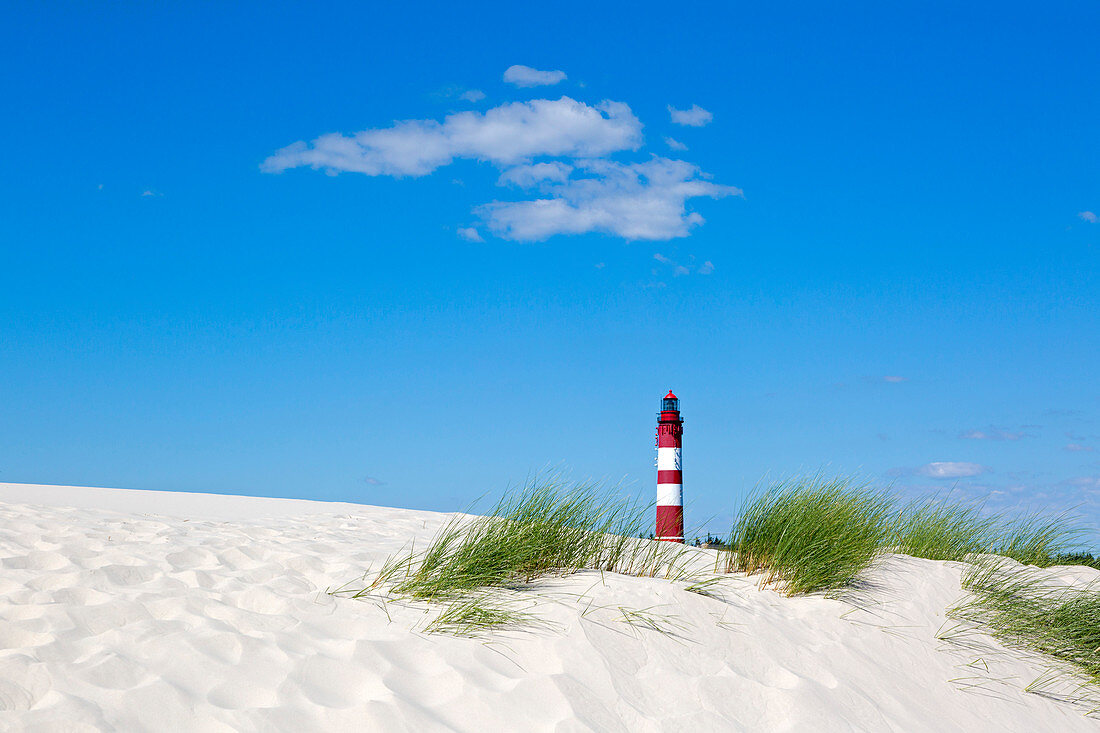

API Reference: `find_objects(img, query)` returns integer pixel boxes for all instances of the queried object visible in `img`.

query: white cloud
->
[363,476,385,486]
[265,87,740,243]
[668,104,713,127]
[459,89,486,102]
[504,65,567,88]
[918,461,987,479]
[654,253,714,275]
[477,157,740,241]
[883,375,907,383]
[497,161,573,187]
[263,97,642,178]
[1078,211,1098,223]
[1066,443,1094,452]
[664,136,688,151]
[960,428,1025,441]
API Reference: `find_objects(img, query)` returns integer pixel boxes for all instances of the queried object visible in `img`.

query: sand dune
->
[0,481,1096,731]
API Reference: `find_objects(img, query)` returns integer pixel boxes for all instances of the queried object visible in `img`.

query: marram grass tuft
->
[339,474,699,634]
[951,558,1100,687]
[890,496,999,562]
[724,476,892,596]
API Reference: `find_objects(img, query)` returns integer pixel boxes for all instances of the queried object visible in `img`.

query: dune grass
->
[951,558,1100,688]
[384,477,695,602]
[719,478,1085,595]
[723,476,893,596]
[992,511,1084,568]
[421,594,547,637]
[889,496,1083,567]
[338,470,1094,640]
[890,496,999,562]
[339,475,700,634]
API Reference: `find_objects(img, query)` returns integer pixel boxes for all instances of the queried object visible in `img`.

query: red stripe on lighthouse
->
[656,505,683,542]
[657,470,682,484]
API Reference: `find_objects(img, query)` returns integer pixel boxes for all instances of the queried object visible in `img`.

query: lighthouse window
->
[662,397,678,411]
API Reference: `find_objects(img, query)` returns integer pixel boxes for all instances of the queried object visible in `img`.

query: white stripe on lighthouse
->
[657,447,681,471]
[657,483,683,507]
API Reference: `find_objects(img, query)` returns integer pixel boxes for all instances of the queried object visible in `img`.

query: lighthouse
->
[655,390,684,542]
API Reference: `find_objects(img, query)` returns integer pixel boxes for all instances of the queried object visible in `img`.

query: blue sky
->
[1,2,1098,537]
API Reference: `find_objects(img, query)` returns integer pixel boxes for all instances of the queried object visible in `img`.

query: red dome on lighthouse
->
[665,390,677,400]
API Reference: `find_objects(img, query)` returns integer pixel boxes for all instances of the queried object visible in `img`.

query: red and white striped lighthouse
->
[655,390,684,542]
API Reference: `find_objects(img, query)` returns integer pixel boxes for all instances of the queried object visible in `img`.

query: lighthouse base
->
[655,505,684,543]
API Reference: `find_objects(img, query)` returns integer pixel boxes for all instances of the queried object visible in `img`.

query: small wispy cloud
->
[960,428,1027,441]
[141,190,163,197]
[664,136,688,151]
[497,161,572,187]
[668,104,713,127]
[594,262,605,269]
[882,375,907,383]
[457,227,484,242]
[363,476,386,486]
[1078,211,1098,224]
[459,89,486,102]
[651,252,715,276]
[503,65,567,88]
[1066,443,1095,452]
[918,461,987,479]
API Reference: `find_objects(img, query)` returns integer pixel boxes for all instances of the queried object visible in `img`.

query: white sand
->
[1,481,1097,731]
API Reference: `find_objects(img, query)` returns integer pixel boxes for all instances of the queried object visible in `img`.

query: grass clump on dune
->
[724,476,893,596]
[386,477,693,602]
[992,511,1084,568]
[951,558,1100,687]
[421,594,545,636]
[340,475,699,634]
[890,496,999,562]
[388,480,618,600]
[890,496,1083,567]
